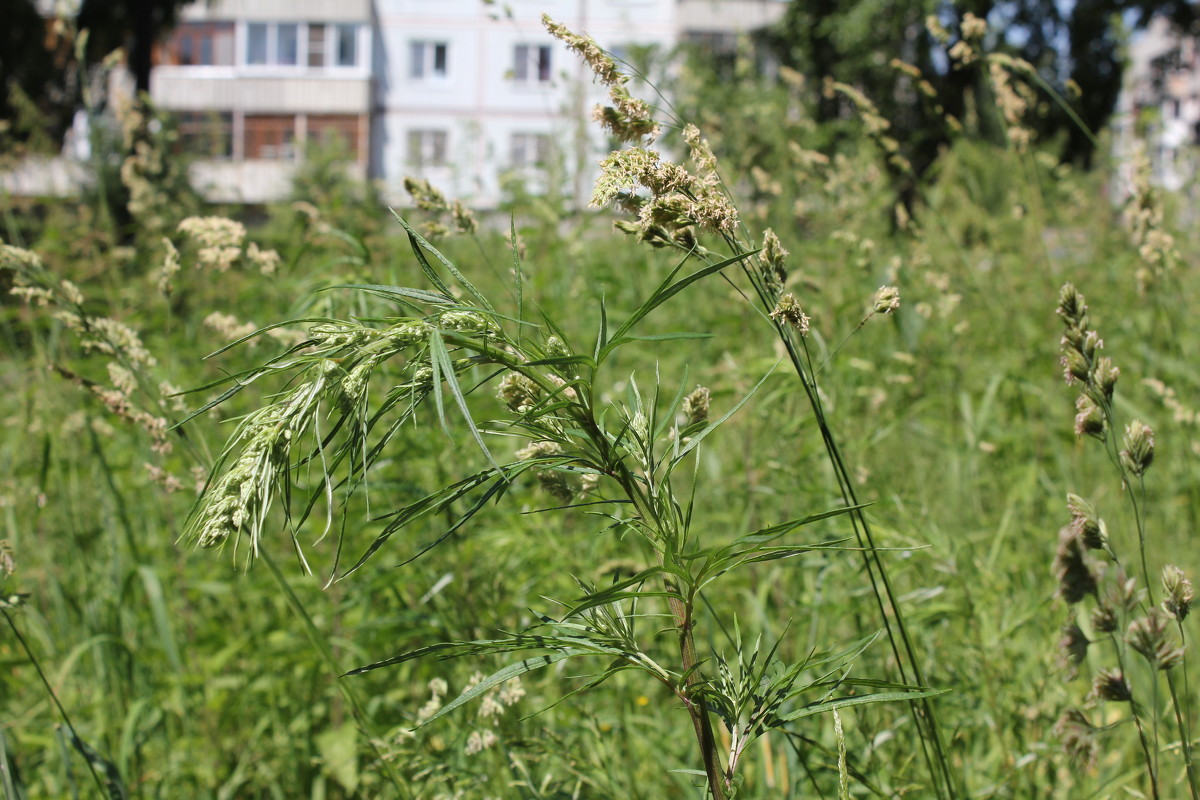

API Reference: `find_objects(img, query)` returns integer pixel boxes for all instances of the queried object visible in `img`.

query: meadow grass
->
[2,22,1200,800]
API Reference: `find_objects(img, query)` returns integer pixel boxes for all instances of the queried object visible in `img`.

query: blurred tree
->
[77,0,188,94]
[0,0,187,149]
[0,0,72,149]
[769,0,1199,172]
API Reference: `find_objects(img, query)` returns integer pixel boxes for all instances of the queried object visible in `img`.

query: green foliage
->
[5,18,1200,800]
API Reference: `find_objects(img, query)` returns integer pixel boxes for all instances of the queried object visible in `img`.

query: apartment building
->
[150,0,373,202]
[373,0,678,205]
[143,0,784,205]
[1114,15,1200,192]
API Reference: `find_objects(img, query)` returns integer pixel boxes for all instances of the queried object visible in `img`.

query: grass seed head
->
[451,200,478,234]
[760,228,789,288]
[771,293,811,336]
[1090,601,1118,634]
[544,335,571,360]
[1073,395,1105,439]
[1054,708,1098,768]
[1090,668,1131,702]
[543,14,625,88]
[1056,620,1090,680]
[1162,565,1193,621]
[499,373,542,413]
[404,176,448,211]
[1066,493,1106,550]
[1056,283,1088,330]
[683,386,711,426]
[873,285,901,314]
[1054,526,1097,603]
[1127,609,1184,670]
[682,123,718,174]
[1092,356,1119,401]
[1120,420,1154,477]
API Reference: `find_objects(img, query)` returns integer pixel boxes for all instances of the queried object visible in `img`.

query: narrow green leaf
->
[137,567,181,672]
[202,317,333,358]
[392,211,494,311]
[612,332,715,345]
[594,296,608,363]
[600,249,757,362]
[340,465,519,578]
[325,283,456,306]
[420,651,585,726]
[780,688,950,722]
[429,329,499,469]
[674,363,776,462]
[429,330,449,434]
[64,727,128,800]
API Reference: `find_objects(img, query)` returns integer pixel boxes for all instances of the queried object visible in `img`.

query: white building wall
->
[371,0,676,207]
[152,74,371,114]
[181,0,372,23]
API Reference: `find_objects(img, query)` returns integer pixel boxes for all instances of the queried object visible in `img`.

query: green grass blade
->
[418,650,586,727]
[428,329,499,469]
[136,566,182,672]
[260,552,410,798]
[780,688,951,722]
[392,210,494,311]
[599,249,756,363]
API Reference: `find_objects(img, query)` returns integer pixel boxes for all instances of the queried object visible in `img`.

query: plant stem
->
[667,579,727,800]
[609,447,726,799]
[1165,667,1200,800]
[2,607,109,799]
[1109,634,1161,800]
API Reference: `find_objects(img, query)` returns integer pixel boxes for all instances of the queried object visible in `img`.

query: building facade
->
[369,0,676,206]
[51,0,786,206]
[150,0,784,206]
[150,0,374,202]
[1115,15,1200,192]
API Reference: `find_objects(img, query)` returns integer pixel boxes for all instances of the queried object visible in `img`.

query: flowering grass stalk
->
[1054,282,1197,799]
[180,198,949,796]
[545,16,961,799]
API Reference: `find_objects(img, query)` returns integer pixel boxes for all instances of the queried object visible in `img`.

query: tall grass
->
[2,11,1199,800]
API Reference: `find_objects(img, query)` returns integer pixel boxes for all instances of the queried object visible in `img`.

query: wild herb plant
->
[181,208,949,796]
[1054,282,1197,799]
[547,17,961,797]
[170,18,966,799]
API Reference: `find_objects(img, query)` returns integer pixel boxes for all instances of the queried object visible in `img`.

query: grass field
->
[3,26,1200,800]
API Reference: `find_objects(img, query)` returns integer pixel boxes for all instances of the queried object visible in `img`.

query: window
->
[277,24,298,65]
[247,23,268,64]
[407,130,448,167]
[167,22,234,66]
[410,41,448,79]
[513,44,552,83]
[175,111,233,157]
[336,24,358,67]
[308,24,326,67]
[244,115,296,159]
[245,22,299,66]
[307,115,361,159]
[510,133,551,168]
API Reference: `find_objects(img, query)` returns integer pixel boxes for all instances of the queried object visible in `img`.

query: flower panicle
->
[1053,525,1097,604]
[1127,609,1185,671]
[1162,565,1193,621]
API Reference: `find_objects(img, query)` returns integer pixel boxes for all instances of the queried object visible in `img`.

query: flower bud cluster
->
[1056,283,1119,440]
[770,293,811,337]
